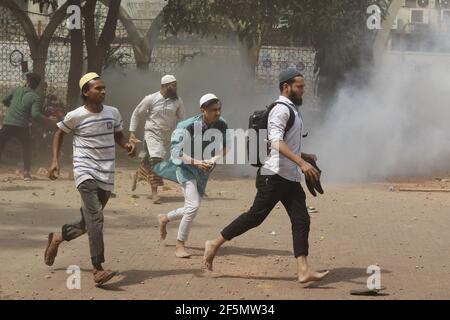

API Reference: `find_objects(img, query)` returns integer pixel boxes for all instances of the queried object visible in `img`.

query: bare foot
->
[175,246,191,258]
[44,233,63,266]
[158,214,168,240]
[203,240,216,271]
[153,196,162,204]
[298,270,330,283]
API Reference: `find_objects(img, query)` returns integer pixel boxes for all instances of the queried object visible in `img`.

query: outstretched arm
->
[48,129,66,180]
[115,131,139,157]
[129,96,151,141]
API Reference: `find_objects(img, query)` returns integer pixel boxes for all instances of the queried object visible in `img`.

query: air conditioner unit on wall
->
[405,0,432,7]
[411,9,430,23]
[439,0,450,9]
[417,0,430,8]
[405,0,417,8]
[442,8,450,21]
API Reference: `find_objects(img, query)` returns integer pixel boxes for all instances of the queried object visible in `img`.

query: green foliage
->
[163,0,392,101]
[28,0,59,12]
[163,0,290,47]
[287,1,391,98]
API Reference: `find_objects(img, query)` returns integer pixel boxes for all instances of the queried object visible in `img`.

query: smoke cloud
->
[308,50,450,182]
[102,37,450,181]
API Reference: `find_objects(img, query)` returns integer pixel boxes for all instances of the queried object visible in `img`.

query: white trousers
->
[167,180,201,242]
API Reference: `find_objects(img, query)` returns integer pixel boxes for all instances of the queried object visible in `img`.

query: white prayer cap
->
[199,93,219,108]
[161,75,177,85]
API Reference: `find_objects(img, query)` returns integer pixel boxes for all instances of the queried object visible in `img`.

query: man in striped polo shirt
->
[44,72,138,286]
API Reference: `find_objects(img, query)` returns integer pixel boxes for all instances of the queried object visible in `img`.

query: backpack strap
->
[267,101,296,137]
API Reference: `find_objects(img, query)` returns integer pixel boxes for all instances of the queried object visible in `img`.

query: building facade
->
[389,0,450,52]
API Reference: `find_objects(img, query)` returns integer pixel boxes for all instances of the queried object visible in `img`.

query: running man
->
[203,68,330,283]
[155,93,229,258]
[129,75,185,204]
[44,72,138,286]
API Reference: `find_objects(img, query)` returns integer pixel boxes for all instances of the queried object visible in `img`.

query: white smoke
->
[308,51,450,182]
[101,36,450,182]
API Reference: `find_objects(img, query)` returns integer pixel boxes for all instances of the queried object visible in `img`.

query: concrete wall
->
[381,49,450,70]
[393,0,443,31]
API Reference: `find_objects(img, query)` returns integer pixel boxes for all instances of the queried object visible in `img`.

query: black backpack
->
[247,101,295,167]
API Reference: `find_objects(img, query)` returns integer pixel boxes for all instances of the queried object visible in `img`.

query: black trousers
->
[221,172,310,257]
[0,124,32,171]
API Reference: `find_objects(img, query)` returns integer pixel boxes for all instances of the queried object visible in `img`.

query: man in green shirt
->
[0,72,55,181]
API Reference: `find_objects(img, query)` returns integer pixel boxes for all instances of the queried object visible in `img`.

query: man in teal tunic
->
[155,93,230,258]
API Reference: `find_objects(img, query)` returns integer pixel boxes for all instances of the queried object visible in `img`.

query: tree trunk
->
[246,42,262,78]
[135,48,150,71]
[83,0,98,73]
[31,45,49,96]
[241,22,268,80]
[66,28,83,108]
[83,0,122,74]
[95,0,121,73]
[140,11,163,71]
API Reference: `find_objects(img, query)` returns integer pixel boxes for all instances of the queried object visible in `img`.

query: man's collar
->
[201,115,219,129]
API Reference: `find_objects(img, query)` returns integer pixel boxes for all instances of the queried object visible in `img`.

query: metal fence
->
[0,6,33,104]
[1,4,318,119]
[151,44,318,104]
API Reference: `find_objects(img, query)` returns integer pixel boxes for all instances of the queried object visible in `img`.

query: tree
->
[162,0,390,105]
[66,0,83,108]
[3,0,76,94]
[30,1,123,70]
[162,0,288,76]
[286,0,390,105]
[28,0,58,13]
[82,0,122,75]
[8,0,161,104]
[120,9,164,71]
[44,0,122,105]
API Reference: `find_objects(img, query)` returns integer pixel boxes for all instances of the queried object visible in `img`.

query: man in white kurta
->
[129,75,185,204]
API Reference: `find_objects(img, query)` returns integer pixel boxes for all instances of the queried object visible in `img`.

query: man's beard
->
[167,90,178,100]
[288,92,303,106]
